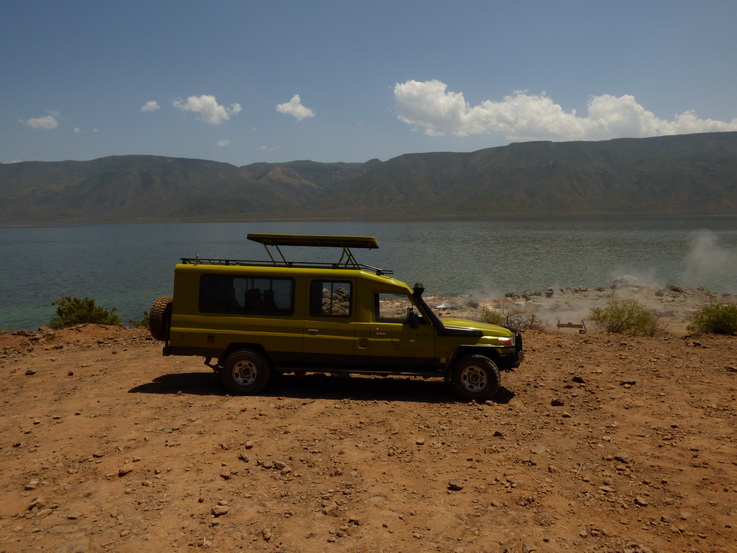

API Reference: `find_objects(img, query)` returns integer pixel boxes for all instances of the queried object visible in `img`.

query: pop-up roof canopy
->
[247,233,379,249]
[182,233,389,273]
[245,233,383,272]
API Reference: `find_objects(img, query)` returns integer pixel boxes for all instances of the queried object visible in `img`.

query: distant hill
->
[2,132,737,225]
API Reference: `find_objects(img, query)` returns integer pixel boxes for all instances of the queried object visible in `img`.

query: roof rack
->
[180,233,392,275]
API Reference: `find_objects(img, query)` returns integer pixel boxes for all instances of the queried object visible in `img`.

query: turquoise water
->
[1,215,736,330]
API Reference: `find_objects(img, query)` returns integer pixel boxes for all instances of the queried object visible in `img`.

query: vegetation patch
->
[50,296,121,329]
[688,303,737,334]
[481,305,546,331]
[589,297,665,337]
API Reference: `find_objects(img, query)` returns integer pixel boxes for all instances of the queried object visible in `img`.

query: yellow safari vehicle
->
[149,234,523,400]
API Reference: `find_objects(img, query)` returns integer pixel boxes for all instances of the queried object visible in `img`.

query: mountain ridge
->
[2,132,737,225]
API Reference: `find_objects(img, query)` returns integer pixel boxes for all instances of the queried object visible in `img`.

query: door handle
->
[307,328,319,334]
[375,331,386,336]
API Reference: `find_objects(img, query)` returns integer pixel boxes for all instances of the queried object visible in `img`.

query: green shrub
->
[589,297,664,336]
[129,310,151,329]
[49,296,121,329]
[687,303,737,334]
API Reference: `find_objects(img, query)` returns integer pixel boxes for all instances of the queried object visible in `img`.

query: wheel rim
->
[232,360,258,386]
[460,365,487,392]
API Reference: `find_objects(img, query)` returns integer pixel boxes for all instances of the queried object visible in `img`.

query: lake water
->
[1,215,736,330]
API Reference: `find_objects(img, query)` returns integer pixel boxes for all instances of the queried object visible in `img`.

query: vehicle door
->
[368,292,436,370]
[303,278,358,362]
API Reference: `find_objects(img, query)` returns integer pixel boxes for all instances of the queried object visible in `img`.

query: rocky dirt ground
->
[1,284,736,553]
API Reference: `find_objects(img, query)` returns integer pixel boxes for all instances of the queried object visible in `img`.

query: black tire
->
[221,350,271,395]
[149,296,173,341]
[450,354,501,401]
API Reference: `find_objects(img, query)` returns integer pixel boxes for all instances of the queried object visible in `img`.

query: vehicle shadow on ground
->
[129,371,515,405]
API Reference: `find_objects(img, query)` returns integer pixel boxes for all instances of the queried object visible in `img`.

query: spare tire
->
[149,296,173,341]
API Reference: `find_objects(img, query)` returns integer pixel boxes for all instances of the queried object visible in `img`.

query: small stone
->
[25,369,36,376]
[211,504,229,517]
[25,479,39,490]
[322,502,340,517]
[447,479,464,491]
[416,438,426,445]
[634,496,649,506]
[614,453,631,464]
[551,398,565,407]
[623,544,654,553]
[118,464,134,477]
[28,496,47,510]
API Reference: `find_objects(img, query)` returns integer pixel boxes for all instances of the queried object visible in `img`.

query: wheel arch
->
[445,346,501,378]
[218,343,271,366]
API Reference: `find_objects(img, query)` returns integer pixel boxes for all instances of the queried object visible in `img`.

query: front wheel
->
[220,350,271,395]
[450,355,500,401]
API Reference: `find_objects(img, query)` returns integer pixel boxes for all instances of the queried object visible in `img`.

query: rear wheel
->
[221,350,271,395]
[450,354,500,401]
[149,296,173,341]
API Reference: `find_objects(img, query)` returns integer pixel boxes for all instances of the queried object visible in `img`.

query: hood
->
[440,318,514,336]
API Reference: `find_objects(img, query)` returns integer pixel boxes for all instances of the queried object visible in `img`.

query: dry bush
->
[481,305,546,331]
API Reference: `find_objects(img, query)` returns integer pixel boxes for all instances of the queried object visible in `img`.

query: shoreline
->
[425,278,735,336]
[3,279,735,336]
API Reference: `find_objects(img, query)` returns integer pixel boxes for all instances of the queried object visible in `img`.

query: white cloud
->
[22,114,59,130]
[140,100,160,112]
[276,94,315,121]
[172,94,242,125]
[393,79,737,141]
[217,139,231,147]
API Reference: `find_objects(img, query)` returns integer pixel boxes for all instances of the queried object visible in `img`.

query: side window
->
[199,274,294,315]
[310,280,352,317]
[375,292,422,323]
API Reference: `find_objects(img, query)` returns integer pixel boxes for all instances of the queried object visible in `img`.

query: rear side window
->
[310,280,352,317]
[199,275,294,315]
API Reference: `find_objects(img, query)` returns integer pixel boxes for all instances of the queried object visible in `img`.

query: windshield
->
[375,292,428,324]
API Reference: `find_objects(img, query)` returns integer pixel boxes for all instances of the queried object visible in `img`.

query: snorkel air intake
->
[411,282,483,337]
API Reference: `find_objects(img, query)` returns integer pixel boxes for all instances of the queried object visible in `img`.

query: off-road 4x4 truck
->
[149,234,523,400]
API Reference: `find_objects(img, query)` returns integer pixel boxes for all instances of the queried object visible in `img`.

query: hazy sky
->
[3,0,737,166]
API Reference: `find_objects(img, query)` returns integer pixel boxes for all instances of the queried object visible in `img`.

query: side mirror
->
[406,308,418,329]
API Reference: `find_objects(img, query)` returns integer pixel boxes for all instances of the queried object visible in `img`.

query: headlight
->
[494,335,515,347]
